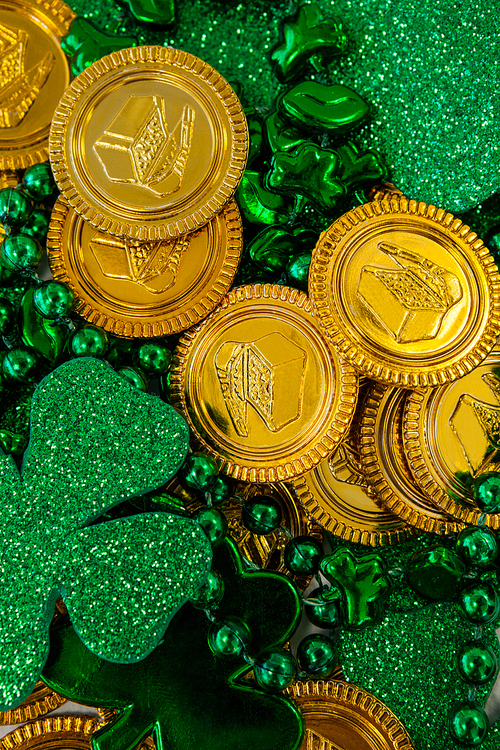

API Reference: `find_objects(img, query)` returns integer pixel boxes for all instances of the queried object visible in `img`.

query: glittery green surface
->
[0,357,212,710]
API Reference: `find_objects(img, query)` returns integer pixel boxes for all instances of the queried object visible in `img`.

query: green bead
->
[0,189,32,228]
[208,616,250,659]
[473,473,500,513]
[194,507,227,546]
[1,234,42,272]
[253,648,296,692]
[242,494,282,535]
[406,546,465,601]
[284,536,322,575]
[279,82,369,134]
[210,476,232,506]
[20,209,51,242]
[125,0,175,25]
[248,225,295,275]
[297,633,338,678]
[304,586,342,629]
[456,641,498,685]
[189,569,224,610]
[456,527,498,568]
[236,171,290,226]
[116,366,148,392]
[264,111,306,154]
[61,18,137,76]
[448,701,489,747]
[33,281,74,320]
[0,297,14,335]
[179,452,219,492]
[133,340,171,376]
[286,252,311,291]
[22,164,56,201]
[70,326,109,358]
[2,347,38,384]
[458,582,500,624]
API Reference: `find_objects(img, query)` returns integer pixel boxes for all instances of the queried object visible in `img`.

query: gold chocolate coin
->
[310,196,500,388]
[359,383,461,534]
[403,348,500,527]
[0,682,65,726]
[170,284,358,482]
[286,681,415,750]
[47,197,242,337]
[0,0,74,170]
[0,716,98,750]
[50,46,248,241]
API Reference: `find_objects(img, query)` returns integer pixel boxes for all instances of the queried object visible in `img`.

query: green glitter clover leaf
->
[42,537,303,750]
[0,357,212,711]
[320,548,391,630]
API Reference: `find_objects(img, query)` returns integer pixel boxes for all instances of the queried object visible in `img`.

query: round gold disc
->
[0,682,65,726]
[0,0,74,170]
[170,284,359,482]
[359,383,462,534]
[286,681,415,750]
[0,716,98,750]
[403,348,500,527]
[47,197,242,337]
[50,46,248,241]
[310,196,500,388]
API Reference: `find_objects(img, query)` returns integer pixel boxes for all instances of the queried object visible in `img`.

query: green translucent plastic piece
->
[278,81,369,134]
[125,0,175,24]
[20,286,68,365]
[236,171,290,226]
[61,18,137,75]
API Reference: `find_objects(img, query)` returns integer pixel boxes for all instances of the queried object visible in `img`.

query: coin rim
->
[170,283,358,483]
[403,381,500,528]
[0,0,75,171]
[47,197,243,338]
[0,681,66,726]
[285,680,415,750]
[310,196,500,388]
[359,382,462,534]
[49,45,248,241]
[0,715,99,750]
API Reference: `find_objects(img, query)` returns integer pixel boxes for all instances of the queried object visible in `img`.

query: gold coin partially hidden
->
[0,716,98,750]
[170,284,359,482]
[0,0,74,170]
[286,680,415,750]
[0,682,65,726]
[50,46,248,241]
[310,196,500,388]
[403,348,500,527]
[47,197,242,337]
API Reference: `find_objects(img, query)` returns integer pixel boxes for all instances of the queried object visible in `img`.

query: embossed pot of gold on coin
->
[310,196,500,388]
[170,284,359,483]
[49,46,248,240]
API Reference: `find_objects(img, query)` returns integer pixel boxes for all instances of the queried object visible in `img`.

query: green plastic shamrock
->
[236,171,290,226]
[20,286,68,365]
[265,142,344,214]
[264,111,306,155]
[270,3,347,82]
[336,141,388,191]
[43,537,303,750]
[61,18,137,75]
[278,82,369,135]
[0,357,211,711]
[125,0,175,24]
[321,549,391,630]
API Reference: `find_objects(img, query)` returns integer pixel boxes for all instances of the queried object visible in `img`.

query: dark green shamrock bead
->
[0,429,27,456]
[189,570,224,610]
[248,226,295,275]
[33,281,74,320]
[286,252,311,291]
[1,234,42,272]
[456,527,498,568]
[264,112,306,154]
[22,164,56,202]
[133,340,170,376]
[69,326,109,359]
[61,18,137,76]
[406,546,465,601]
[125,0,175,24]
[208,616,250,659]
[270,3,347,82]
[179,452,219,491]
[0,189,32,228]
[20,209,51,242]
[254,648,296,693]
[2,347,38,384]
[304,586,342,629]
[448,701,489,747]
[194,507,228,546]
[246,111,264,166]
[284,536,322,575]
[297,633,338,678]
[458,582,500,624]
[336,141,388,191]
[20,287,68,364]
[473,473,500,514]
[106,336,134,368]
[456,641,498,685]
[210,476,232,506]
[279,82,369,135]
[242,495,282,535]
[0,297,14,335]
[236,171,290,226]
[116,366,148,392]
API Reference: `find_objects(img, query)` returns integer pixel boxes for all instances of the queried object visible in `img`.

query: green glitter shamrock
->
[0,357,212,711]
[321,549,391,630]
[43,537,303,750]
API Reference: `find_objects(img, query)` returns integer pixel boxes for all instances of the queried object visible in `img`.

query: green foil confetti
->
[0,357,211,710]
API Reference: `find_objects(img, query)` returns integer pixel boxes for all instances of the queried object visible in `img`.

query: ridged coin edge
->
[0,715,99,750]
